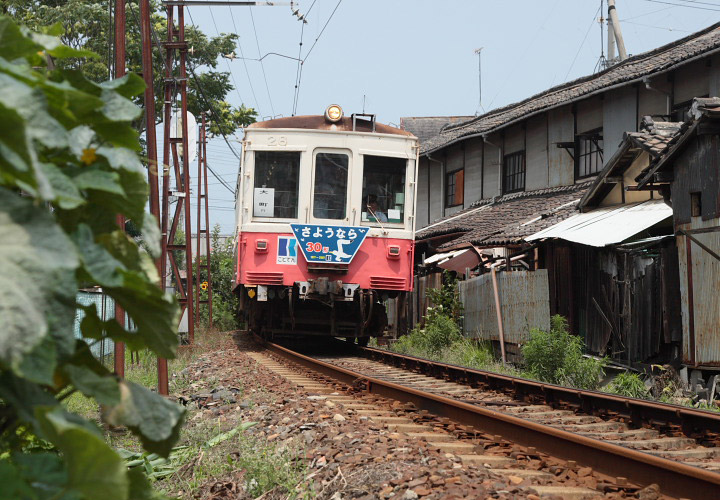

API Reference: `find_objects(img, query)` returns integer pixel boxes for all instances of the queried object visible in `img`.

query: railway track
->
[249,335,720,499]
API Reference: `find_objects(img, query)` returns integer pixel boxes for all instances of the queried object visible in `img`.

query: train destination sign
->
[290,224,369,264]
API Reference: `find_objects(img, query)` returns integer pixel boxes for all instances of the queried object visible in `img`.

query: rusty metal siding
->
[678,220,720,366]
[671,134,720,225]
[459,270,551,344]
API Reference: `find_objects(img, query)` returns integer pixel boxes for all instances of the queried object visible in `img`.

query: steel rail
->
[263,340,720,499]
[360,346,720,436]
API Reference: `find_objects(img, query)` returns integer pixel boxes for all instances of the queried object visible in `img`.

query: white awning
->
[423,249,464,265]
[438,248,481,276]
[525,200,672,247]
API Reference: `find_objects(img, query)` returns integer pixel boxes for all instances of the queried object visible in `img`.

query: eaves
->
[421,46,720,157]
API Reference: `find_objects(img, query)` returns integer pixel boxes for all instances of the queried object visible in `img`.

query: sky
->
[173,0,720,234]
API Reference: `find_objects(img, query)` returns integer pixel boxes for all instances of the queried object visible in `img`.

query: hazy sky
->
[173,0,720,234]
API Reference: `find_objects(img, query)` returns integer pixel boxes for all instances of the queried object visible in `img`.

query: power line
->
[302,0,343,62]
[638,0,720,12]
[206,8,246,106]
[225,5,263,115]
[563,4,602,82]
[249,6,276,116]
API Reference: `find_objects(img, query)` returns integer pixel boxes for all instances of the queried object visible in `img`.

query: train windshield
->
[313,152,348,220]
[253,151,300,219]
[361,155,406,224]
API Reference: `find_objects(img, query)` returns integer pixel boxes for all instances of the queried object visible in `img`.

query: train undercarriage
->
[239,284,391,345]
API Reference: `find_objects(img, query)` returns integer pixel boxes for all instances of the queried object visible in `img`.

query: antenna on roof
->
[474,47,484,116]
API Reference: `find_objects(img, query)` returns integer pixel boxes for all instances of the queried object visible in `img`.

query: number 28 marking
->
[267,136,287,146]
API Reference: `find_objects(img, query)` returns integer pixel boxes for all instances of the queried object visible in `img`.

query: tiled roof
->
[400,116,475,144]
[416,182,592,249]
[626,117,683,157]
[421,22,720,155]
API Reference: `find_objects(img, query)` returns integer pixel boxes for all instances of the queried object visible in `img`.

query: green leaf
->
[101,74,146,99]
[203,422,257,449]
[0,460,36,500]
[13,452,70,498]
[72,224,125,287]
[101,89,141,122]
[127,467,166,500]
[0,17,42,61]
[0,371,57,429]
[40,163,85,209]
[37,407,128,500]
[94,122,141,150]
[97,146,143,173]
[105,381,185,458]
[71,168,124,196]
[63,364,120,407]
[0,188,78,383]
[140,213,162,260]
[107,273,179,359]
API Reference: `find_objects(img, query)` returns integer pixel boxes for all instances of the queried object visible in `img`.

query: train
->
[233,105,419,343]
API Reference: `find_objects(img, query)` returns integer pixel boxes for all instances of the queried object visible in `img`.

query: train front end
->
[233,106,418,342]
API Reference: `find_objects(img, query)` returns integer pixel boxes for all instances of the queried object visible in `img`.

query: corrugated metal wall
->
[74,290,136,362]
[678,221,720,366]
[459,270,551,344]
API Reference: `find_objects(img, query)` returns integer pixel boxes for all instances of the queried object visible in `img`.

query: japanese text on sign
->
[290,224,369,264]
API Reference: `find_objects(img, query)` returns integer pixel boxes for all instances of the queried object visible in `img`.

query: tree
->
[0,18,183,498]
[195,224,241,331]
[1,0,258,135]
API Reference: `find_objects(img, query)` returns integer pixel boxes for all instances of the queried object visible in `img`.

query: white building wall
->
[603,86,638,167]
[526,115,549,191]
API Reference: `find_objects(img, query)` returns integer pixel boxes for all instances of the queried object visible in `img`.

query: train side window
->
[313,152,348,220]
[253,151,300,218]
[362,155,406,224]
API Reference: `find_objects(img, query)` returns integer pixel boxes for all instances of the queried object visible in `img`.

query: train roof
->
[247,115,415,137]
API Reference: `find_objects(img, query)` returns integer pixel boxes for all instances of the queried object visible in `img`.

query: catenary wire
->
[224,5,263,115]
[249,6,276,116]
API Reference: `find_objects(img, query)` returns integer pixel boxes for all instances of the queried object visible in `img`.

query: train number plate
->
[290,224,369,264]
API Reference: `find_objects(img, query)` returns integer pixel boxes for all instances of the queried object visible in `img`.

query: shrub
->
[607,372,650,399]
[522,315,606,390]
[441,337,495,370]
[426,271,464,326]
[391,313,461,357]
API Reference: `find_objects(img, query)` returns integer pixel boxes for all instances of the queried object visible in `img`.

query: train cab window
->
[253,151,300,218]
[361,155,406,224]
[313,152,348,220]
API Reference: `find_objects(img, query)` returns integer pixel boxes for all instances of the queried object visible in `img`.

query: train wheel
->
[356,336,370,347]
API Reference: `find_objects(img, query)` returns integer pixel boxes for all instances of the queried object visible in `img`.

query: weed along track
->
[246,333,720,499]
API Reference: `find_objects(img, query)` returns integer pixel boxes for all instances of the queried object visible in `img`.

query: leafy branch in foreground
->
[0,17,183,499]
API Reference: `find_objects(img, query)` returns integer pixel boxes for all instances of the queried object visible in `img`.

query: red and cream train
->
[233,105,418,343]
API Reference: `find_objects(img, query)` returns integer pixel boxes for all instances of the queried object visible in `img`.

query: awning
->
[423,249,464,265]
[438,248,481,276]
[525,200,672,247]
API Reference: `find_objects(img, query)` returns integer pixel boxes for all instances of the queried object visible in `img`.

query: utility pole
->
[607,0,627,63]
[139,0,169,395]
[474,47,483,115]
[113,0,126,378]
[161,3,195,345]
[195,112,213,328]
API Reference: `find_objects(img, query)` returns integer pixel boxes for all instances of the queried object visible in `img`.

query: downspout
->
[643,77,672,116]
[427,153,444,218]
[482,134,503,195]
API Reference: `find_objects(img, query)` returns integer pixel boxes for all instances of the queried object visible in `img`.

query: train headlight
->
[325,104,343,123]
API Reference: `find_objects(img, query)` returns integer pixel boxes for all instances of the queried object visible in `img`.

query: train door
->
[309,149,351,223]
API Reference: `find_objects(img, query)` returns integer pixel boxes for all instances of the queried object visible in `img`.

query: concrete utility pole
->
[474,47,483,115]
[608,0,628,62]
[114,0,126,378]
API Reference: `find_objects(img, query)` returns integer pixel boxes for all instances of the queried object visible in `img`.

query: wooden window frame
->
[575,128,604,179]
[445,168,464,208]
[502,151,526,194]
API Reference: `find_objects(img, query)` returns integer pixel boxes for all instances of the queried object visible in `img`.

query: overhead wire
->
[249,6,276,116]
[224,5,263,115]
[563,4,602,82]
[637,0,720,11]
[207,9,247,106]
